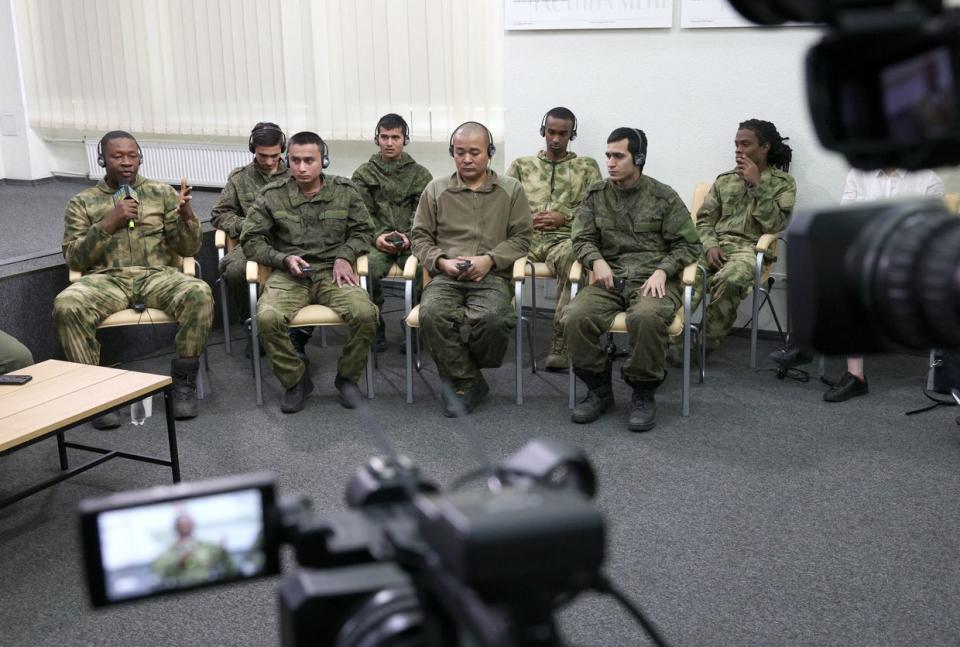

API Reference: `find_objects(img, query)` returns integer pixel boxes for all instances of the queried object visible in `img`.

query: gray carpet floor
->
[1,307,959,647]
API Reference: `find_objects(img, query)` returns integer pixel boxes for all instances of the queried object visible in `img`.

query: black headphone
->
[248,122,287,154]
[286,137,331,169]
[539,110,577,141]
[374,114,410,146]
[96,133,144,168]
[630,128,648,167]
[448,122,496,158]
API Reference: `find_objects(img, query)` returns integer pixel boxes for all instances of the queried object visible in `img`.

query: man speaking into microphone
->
[52,130,213,428]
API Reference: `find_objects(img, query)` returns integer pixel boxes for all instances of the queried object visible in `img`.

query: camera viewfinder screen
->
[95,489,267,602]
[881,46,958,141]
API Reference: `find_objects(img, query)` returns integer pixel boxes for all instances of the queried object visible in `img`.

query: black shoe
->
[281,374,314,413]
[170,358,200,420]
[769,344,812,368]
[628,390,657,432]
[92,411,122,430]
[289,328,311,365]
[375,317,387,353]
[570,388,615,424]
[334,373,363,409]
[823,372,868,403]
[441,378,489,417]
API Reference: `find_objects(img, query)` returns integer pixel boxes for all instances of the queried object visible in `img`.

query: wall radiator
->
[84,141,249,188]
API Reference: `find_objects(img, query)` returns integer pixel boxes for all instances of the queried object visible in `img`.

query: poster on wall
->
[680,0,752,28]
[505,0,674,31]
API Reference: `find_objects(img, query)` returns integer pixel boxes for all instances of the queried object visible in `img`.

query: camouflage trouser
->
[52,268,214,365]
[563,280,681,384]
[697,241,757,353]
[367,248,420,310]
[528,237,575,352]
[218,244,249,313]
[0,329,33,373]
[255,271,378,389]
[418,274,514,388]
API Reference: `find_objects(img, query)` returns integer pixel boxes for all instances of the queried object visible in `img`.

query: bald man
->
[411,122,533,416]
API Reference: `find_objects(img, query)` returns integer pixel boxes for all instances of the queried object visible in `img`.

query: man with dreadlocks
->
[672,119,796,360]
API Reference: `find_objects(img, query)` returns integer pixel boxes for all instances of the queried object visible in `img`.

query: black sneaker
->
[823,372,868,403]
[769,344,812,368]
[334,373,362,409]
[280,374,314,413]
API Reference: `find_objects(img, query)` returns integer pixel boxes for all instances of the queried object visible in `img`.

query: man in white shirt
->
[824,167,944,402]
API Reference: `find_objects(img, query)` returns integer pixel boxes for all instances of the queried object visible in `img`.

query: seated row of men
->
[49,109,797,432]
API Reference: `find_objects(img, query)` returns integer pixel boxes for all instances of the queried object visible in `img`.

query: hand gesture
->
[592,259,615,291]
[735,154,761,188]
[177,177,194,220]
[532,211,565,232]
[104,197,138,234]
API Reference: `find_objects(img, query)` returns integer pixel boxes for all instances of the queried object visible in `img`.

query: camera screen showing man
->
[882,46,957,141]
[94,490,266,602]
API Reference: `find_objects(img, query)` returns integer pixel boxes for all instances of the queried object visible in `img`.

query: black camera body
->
[80,440,608,647]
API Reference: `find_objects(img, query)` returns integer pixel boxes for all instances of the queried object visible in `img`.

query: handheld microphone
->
[114,184,139,228]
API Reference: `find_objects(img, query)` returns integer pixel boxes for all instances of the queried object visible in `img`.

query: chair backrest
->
[945,193,960,214]
[691,182,711,221]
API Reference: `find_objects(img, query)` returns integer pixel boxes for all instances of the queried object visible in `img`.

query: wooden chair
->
[403,257,527,405]
[68,256,207,398]
[245,257,373,406]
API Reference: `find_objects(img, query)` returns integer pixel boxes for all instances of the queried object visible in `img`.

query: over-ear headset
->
[286,137,331,169]
[539,110,577,141]
[96,133,144,168]
[374,114,410,146]
[630,128,648,167]
[248,122,287,154]
[448,122,496,158]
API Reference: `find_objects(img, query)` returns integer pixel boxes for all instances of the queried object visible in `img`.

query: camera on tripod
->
[79,439,626,647]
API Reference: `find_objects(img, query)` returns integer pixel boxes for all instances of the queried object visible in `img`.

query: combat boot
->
[571,366,614,424]
[289,328,311,365]
[375,317,387,353]
[627,381,659,432]
[281,373,314,413]
[334,372,362,410]
[92,411,122,430]
[170,358,200,420]
[544,335,569,372]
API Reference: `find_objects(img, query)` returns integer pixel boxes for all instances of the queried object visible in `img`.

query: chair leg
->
[320,327,327,348]
[195,351,207,401]
[249,284,264,406]
[366,346,374,399]
[750,252,765,369]
[515,278,523,405]
[568,358,576,410]
[527,262,538,374]
[405,323,414,404]
[682,284,692,417]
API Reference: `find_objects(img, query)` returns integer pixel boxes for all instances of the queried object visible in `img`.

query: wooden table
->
[0,360,180,509]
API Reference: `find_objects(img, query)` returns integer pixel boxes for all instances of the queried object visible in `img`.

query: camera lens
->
[788,199,960,354]
[335,587,424,647]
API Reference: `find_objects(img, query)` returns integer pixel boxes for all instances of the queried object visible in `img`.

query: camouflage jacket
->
[411,170,532,279]
[351,153,432,238]
[696,167,797,250]
[240,175,373,270]
[210,160,290,239]
[62,174,201,273]
[151,538,236,584]
[572,175,701,281]
[504,151,602,245]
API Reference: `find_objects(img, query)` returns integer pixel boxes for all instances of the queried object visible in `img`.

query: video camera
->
[79,439,660,646]
[729,0,960,354]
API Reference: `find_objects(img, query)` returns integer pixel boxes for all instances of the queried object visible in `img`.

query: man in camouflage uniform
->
[52,131,213,427]
[0,330,32,374]
[505,107,602,370]
[151,510,236,586]
[351,113,432,351]
[411,122,532,417]
[673,119,796,361]
[211,122,290,320]
[241,131,377,413]
[565,128,701,432]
